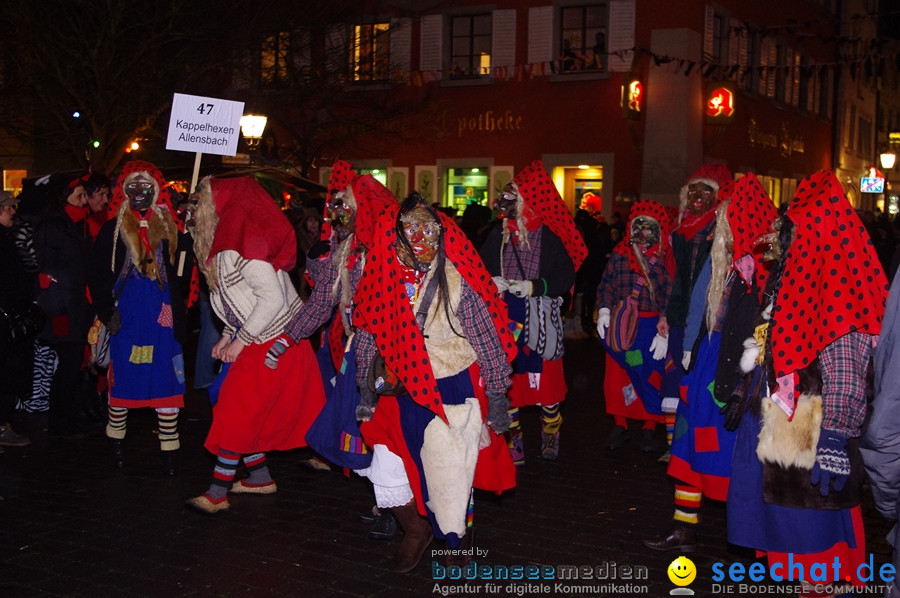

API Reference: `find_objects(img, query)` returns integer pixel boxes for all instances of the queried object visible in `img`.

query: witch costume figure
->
[89,160,192,474]
[185,176,326,515]
[596,200,674,452]
[644,172,776,552]
[479,160,588,463]
[274,161,400,538]
[276,161,397,469]
[353,192,518,573]
[726,170,888,596]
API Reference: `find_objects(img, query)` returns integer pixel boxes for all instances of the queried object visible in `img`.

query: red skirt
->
[604,354,664,423]
[360,364,516,516]
[509,357,568,407]
[204,338,326,455]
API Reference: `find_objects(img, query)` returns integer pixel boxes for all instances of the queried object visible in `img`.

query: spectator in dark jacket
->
[34,175,94,438]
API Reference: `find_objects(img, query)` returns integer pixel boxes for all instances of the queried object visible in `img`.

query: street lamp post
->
[240,114,268,164]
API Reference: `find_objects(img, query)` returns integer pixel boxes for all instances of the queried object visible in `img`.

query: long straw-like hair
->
[705,201,733,335]
[191,177,220,291]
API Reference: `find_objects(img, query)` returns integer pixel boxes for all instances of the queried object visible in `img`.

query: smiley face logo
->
[667,556,696,586]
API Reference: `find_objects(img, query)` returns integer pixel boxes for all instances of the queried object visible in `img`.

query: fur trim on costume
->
[116,206,178,281]
[421,398,483,537]
[740,303,772,373]
[740,336,761,374]
[757,393,821,470]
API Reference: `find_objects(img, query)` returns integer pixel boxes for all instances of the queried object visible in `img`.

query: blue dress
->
[109,270,185,408]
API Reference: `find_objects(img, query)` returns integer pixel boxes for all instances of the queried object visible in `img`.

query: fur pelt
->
[421,398,483,537]
[118,208,178,282]
[757,393,821,470]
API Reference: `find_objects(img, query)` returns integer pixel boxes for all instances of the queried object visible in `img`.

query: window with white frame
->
[559,3,608,72]
[450,12,492,78]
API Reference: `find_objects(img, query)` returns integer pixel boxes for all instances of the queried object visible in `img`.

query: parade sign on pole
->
[166,93,245,192]
[166,93,244,156]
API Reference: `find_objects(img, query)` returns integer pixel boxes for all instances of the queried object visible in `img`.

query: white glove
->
[649,334,668,360]
[492,276,510,294]
[682,350,692,371]
[596,307,610,339]
[509,280,533,298]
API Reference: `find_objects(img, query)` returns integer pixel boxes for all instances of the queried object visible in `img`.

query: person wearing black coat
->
[34,176,95,439]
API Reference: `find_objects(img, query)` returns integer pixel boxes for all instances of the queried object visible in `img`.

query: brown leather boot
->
[445,527,474,568]
[390,499,434,573]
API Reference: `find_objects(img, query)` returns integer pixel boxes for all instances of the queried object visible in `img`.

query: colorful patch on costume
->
[623,384,637,406]
[158,303,173,328]
[707,380,721,406]
[172,353,185,383]
[625,349,643,366]
[340,432,369,454]
[509,320,523,341]
[129,345,154,364]
[673,413,689,442]
[648,370,663,390]
[693,426,721,453]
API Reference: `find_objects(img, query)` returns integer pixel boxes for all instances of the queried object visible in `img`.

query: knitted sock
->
[106,406,128,440]
[156,408,179,451]
[541,404,562,435]
[264,334,294,369]
[673,484,702,526]
[613,415,628,428]
[664,412,676,447]
[507,408,521,441]
[207,449,240,500]
[243,452,273,485]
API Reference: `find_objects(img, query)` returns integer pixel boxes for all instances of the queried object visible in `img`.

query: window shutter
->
[492,9,516,68]
[527,6,553,65]
[390,18,411,82]
[420,14,443,80]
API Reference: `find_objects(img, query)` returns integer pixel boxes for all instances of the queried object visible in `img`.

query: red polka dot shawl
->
[353,208,517,422]
[514,160,588,272]
[771,170,889,414]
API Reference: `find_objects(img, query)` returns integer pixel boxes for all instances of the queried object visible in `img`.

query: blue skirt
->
[601,314,665,415]
[669,331,735,497]
[727,411,860,554]
[109,274,185,407]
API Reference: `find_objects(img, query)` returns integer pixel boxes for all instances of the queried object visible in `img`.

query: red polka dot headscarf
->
[726,173,778,294]
[353,196,517,422]
[321,160,357,242]
[351,174,397,250]
[614,199,673,276]
[769,169,889,416]
[513,160,588,271]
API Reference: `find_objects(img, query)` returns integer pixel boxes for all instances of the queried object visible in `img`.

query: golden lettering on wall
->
[748,119,805,157]
[457,110,524,137]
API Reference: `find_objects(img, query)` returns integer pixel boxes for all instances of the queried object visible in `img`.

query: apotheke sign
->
[166,93,243,156]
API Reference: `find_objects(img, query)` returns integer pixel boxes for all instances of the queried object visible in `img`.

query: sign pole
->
[190,151,203,193]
